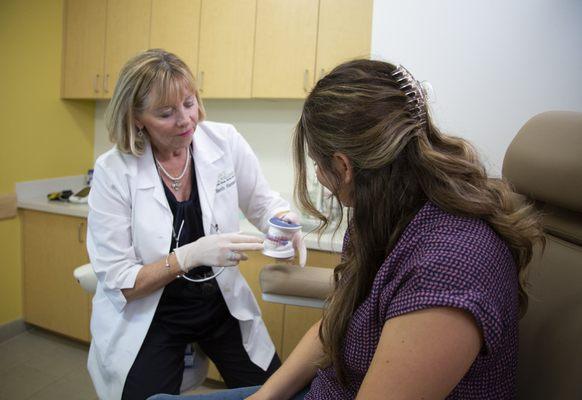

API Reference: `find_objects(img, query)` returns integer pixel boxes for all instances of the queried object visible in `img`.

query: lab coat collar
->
[133,124,226,229]
[136,140,169,212]
[193,122,224,165]
[192,123,225,233]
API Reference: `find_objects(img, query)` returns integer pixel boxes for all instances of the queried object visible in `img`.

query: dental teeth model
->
[262,217,302,259]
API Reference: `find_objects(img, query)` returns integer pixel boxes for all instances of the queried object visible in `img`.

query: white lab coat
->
[86,121,289,400]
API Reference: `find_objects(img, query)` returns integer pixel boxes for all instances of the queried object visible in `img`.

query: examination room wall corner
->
[0,0,95,327]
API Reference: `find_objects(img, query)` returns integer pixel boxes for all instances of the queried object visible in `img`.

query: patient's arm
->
[356,307,483,400]
[249,320,323,400]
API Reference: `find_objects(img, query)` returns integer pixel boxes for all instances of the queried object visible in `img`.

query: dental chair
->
[260,111,582,399]
[502,110,582,399]
[73,263,209,393]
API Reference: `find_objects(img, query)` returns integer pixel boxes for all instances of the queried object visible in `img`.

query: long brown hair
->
[293,59,544,386]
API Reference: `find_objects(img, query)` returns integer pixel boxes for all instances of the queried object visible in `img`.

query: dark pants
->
[122,313,281,400]
[147,385,310,400]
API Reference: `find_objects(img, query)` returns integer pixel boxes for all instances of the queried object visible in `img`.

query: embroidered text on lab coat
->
[216,170,236,193]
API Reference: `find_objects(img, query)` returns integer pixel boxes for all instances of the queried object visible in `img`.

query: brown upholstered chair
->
[503,111,582,399]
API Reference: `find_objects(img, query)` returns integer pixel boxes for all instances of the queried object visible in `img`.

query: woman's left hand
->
[277,211,307,268]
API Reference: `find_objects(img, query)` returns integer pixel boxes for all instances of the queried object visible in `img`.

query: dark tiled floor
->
[0,328,225,399]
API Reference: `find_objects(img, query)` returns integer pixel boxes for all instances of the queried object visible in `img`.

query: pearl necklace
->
[155,147,190,191]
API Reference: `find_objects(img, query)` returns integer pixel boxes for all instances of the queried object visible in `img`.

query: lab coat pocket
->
[132,189,172,263]
[217,270,255,322]
[230,281,261,321]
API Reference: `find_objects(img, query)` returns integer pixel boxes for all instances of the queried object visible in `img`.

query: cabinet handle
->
[303,69,310,93]
[93,74,100,93]
[78,222,85,244]
[104,74,109,93]
[198,71,204,93]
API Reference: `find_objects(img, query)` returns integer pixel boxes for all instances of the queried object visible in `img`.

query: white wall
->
[94,0,582,186]
[371,0,582,175]
[199,99,303,199]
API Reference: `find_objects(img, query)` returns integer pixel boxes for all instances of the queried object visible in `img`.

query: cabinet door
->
[252,0,319,98]
[315,0,373,80]
[198,0,256,98]
[22,210,91,342]
[103,0,152,98]
[61,0,107,98]
[281,250,339,360]
[150,0,201,73]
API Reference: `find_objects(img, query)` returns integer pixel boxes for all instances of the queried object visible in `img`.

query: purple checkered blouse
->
[305,202,519,399]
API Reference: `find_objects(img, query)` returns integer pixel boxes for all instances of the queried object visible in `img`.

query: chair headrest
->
[503,111,582,245]
[503,111,582,213]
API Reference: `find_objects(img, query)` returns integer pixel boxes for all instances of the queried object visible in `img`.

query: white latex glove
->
[174,233,264,272]
[278,211,307,268]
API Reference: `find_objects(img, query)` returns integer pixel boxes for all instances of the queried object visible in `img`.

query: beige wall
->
[0,0,95,324]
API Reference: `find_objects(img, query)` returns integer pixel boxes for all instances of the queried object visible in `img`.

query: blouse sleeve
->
[380,226,516,355]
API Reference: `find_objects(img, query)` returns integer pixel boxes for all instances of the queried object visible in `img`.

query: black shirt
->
[153,162,229,337]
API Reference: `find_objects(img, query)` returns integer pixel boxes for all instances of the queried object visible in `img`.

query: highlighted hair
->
[293,59,544,386]
[105,49,205,156]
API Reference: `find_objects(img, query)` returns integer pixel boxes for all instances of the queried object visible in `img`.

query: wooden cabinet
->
[197,0,256,98]
[62,0,372,99]
[282,305,323,360]
[205,249,339,381]
[103,0,152,97]
[150,0,202,73]
[315,0,373,80]
[252,0,319,98]
[21,210,91,342]
[61,0,107,98]
[62,0,152,99]
[239,251,286,355]
[252,0,372,98]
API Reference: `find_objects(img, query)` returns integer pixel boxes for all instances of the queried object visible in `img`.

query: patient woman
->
[149,59,544,400]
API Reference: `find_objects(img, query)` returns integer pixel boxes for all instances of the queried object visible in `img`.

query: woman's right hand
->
[174,233,264,272]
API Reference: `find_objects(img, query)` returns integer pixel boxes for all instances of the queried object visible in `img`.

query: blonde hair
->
[105,49,206,156]
[293,59,544,386]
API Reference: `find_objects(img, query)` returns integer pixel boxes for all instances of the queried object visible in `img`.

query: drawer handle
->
[303,69,310,93]
[198,71,204,93]
[93,74,100,93]
[104,74,109,93]
[78,222,85,243]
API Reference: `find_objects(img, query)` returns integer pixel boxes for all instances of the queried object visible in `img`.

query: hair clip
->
[391,65,428,125]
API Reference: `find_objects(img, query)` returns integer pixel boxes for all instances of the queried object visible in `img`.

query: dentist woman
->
[87,49,296,399]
